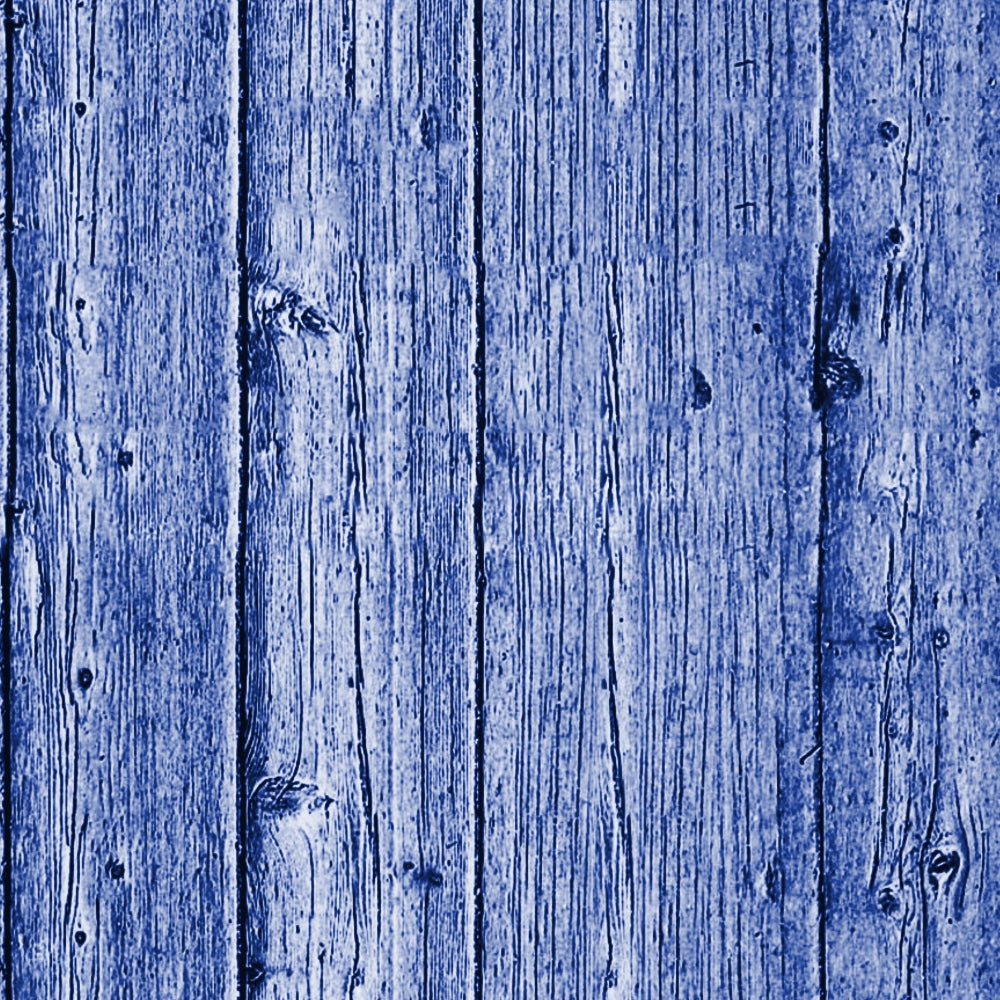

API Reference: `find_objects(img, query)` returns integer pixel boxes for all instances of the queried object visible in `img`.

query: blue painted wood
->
[3,0,998,996]
[819,1,1000,996]
[241,0,475,995]
[480,1,826,995]
[5,0,238,996]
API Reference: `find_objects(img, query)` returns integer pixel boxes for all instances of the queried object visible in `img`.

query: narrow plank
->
[242,0,475,994]
[7,1,239,997]
[482,0,825,995]
[480,5,616,993]
[821,1,1000,996]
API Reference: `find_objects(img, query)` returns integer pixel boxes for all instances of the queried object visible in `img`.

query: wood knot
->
[927,848,960,895]
[691,366,712,411]
[878,120,900,142]
[250,777,332,817]
[815,352,862,407]
[877,886,900,915]
[871,613,898,648]
[254,286,337,340]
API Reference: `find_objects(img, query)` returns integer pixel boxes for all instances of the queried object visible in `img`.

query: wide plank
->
[481,0,825,996]
[7,1,239,996]
[241,0,475,994]
[820,1,1000,996]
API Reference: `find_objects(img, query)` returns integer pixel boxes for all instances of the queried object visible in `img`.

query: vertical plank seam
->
[812,0,831,994]
[472,0,486,988]
[235,0,250,989]
[1,1,16,996]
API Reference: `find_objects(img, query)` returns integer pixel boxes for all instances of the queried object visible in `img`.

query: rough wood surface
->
[481,0,826,995]
[820,0,1000,996]
[3,0,1000,996]
[241,0,474,995]
[6,1,239,996]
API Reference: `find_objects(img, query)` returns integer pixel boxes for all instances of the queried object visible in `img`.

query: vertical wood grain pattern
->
[820,1,1000,996]
[7,1,239,997]
[3,0,999,996]
[242,0,474,994]
[482,0,826,996]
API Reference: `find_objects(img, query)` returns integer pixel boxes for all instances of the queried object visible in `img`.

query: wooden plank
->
[481,0,825,995]
[820,1,1000,996]
[241,0,475,994]
[6,1,239,997]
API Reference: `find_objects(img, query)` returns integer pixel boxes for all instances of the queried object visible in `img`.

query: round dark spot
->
[970,385,981,402]
[886,719,898,738]
[888,227,903,245]
[78,667,93,690]
[74,298,86,312]
[108,862,125,880]
[691,366,712,411]
[402,860,415,871]
[74,930,87,945]
[425,868,444,887]
[932,627,950,650]
[74,102,87,117]
[878,120,900,142]
[116,449,133,469]
[752,322,763,334]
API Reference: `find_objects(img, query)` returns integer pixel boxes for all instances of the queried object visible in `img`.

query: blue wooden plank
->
[481,0,825,996]
[1,0,995,994]
[819,1,1000,996]
[5,0,239,996]
[241,0,475,994]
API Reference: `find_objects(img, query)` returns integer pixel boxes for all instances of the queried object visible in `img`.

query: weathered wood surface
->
[6,0,238,997]
[2,0,999,997]
[481,0,827,995]
[820,0,1000,996]
[241,0,474,995]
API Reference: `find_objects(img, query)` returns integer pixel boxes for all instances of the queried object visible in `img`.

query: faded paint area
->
[3,0,1000,997]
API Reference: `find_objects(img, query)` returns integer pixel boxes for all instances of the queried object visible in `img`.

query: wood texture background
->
[2,0,999,996]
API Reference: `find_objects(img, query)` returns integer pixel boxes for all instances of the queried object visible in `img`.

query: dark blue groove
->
[472,0,486,989]
[1,2,16,998]
[812,0,831,995]
[235,0,251,991]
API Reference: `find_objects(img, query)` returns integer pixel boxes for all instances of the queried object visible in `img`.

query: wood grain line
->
[1,2,16,997]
